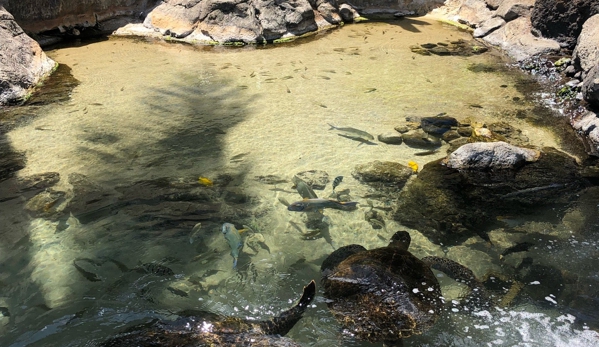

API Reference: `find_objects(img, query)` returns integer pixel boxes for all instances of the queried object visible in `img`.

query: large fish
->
[287,198,358,212]
[292,175,317,199]
[222,223,244,268]
[327,123,374,142]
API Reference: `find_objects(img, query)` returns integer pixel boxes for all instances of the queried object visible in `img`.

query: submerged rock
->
[295,170,329,190]
[421,116,458,136]
[394,146,587,245]
[377,132,403,145]
[352,160,413,191]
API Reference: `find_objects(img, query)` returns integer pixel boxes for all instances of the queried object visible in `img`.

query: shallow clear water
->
[1,16,598,346]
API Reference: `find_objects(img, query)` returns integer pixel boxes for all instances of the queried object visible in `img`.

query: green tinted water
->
[1,16,598,347]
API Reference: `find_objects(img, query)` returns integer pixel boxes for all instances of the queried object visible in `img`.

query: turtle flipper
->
[421,256,491,309]
[259,280,316,336]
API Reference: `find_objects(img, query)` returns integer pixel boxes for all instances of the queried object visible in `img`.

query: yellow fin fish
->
[408,160,418,173]
[198,177,214,187]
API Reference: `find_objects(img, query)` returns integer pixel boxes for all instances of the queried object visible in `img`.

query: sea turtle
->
[100,280,316,347]
[321,231,488,346]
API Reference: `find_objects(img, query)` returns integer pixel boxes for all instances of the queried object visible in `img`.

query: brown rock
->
[0,6,55,105]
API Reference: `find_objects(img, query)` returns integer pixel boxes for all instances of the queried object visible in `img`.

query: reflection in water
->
[0,16,598,346]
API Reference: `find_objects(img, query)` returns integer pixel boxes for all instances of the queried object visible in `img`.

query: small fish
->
[500,183,564,199]
[407,161,418,173]
[292,176,318,199]
[500,242,535,260]
[167,286,189,297]
[222,223,243,268]
[332,176,343,191]
[189,222,202,244]
[278,197,290,207]
[250,71,256,77]
[318,75,331,80]
[365,88,377,93]
[286,85,291,93]
[287,198,358,212]
[321,69,336,73]
[281,75,294,80]
[414,149,439,156]
[327,123,374,142]
[198,177,214,187]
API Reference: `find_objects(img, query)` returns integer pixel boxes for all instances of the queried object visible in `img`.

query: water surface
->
[1,16,598,347]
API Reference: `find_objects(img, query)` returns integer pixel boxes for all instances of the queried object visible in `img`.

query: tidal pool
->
[1,16,598,346]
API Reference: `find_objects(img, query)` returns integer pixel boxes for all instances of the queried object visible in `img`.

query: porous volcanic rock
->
[531,0,599,50]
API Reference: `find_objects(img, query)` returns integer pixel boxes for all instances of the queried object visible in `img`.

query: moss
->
[273,37,296,44]
[437,19,473,32]
[354,16,369,23]
[223,41,246,46]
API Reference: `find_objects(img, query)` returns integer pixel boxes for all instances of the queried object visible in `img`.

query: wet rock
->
[469,127,507,143]
[531,0,599,50]
[16,172,60,192]
[338,4,360,22]
[447,137,469,154]
[441,130,460,142]
[581,63,599,108]
[446,141,539,171]
[65,173,114,216]
[394,147,586,245]
[0,6,56,105]
[421,116,458,136]
[402,130,442,149]
[24,189,66,218]
[352,161,413,192]
[483,17,561,62]
[295,170,329,190]
[394,125,410,133]
[572,110,599,156]
[457,126,473,137]
[377,132,403,145]
[473,16,505,38]
[495,0,534,22]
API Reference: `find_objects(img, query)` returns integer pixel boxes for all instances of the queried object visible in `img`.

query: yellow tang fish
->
[407,161,418,173]
[198,177,214,187]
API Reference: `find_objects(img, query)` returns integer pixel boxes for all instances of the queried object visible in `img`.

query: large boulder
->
[393,145,586,245]
[495,0,534,22]
[531,0,599,50]
[483,16,561,62]
[445,141,540,170]
[573,14,599,73]
[0,6,55,105]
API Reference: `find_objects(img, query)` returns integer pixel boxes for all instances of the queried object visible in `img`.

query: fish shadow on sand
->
[337,134,377,146]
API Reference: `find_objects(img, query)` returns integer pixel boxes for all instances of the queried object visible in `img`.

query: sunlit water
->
[1,16,598,346]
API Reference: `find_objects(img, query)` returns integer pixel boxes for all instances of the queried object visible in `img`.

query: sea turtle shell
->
[321,232,443,344]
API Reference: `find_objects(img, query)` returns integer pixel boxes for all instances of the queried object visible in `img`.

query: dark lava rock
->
[295,170,329,190]
[402,130,442,149]
[531,0,599,49]
[421,116,459,136]
[441,130,461,142]
[377,132,403,145]
[393,147,587,245]
[352,161,413,192]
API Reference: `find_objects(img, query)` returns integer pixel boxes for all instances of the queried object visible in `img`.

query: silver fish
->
[287,198,358,212]
[292,176,318,199]
[327,123,374,142]
[222,223,243,268]
[332,176,343,191]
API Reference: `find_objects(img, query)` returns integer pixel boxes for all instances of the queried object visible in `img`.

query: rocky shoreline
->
[0,0,598,155]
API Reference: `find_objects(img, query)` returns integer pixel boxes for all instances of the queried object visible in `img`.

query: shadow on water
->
[0,60,262,346]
